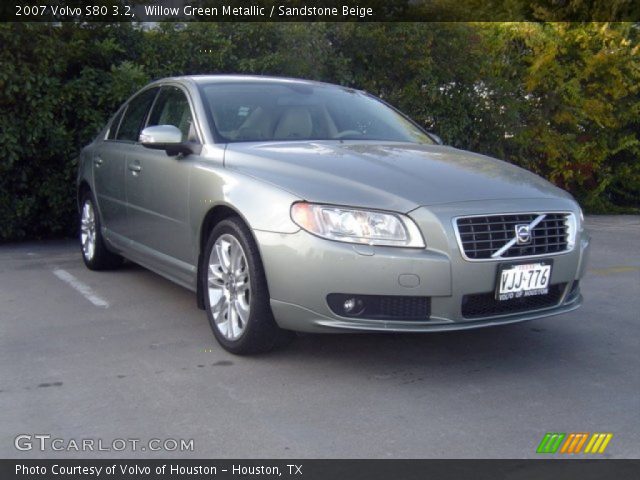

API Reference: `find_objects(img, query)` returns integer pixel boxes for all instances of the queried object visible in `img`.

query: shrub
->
[0,22,637,241]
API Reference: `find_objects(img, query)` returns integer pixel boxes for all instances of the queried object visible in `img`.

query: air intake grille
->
[379,296,430,319]
[456,213,569,260]
[461,283,566,319]
[327,294,430,321]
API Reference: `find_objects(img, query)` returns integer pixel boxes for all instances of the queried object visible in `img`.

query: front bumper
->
[256,198,590,333]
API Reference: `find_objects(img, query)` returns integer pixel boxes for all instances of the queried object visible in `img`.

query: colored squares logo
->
[537,433,565,453]
[537,432,613,454]
[560,433,589,453]
[584,433,614,454]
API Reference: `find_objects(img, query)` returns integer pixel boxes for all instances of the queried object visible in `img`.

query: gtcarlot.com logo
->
[14,434,194,453]
[536,432,613,454]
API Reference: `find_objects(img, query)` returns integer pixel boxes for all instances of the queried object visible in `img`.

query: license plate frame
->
[495,259,554,301]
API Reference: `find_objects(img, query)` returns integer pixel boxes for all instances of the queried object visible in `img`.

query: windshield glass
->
[200,82,433,144]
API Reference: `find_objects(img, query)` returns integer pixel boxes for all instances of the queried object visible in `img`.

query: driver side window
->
[116,88,158,142]
[147,86,197,143]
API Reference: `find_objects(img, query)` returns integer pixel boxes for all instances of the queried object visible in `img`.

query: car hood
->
[224,141,573,213]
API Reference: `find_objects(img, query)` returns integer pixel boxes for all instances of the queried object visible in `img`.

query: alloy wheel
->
[80,200,96,261]
[207,234,251,340]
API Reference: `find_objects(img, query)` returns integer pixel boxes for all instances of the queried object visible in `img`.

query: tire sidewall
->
[202,218,273,353]
[79,190,122,270]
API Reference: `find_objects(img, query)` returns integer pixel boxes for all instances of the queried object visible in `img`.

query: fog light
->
[343,297,365,316]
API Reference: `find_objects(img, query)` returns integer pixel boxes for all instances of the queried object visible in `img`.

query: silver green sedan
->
[77,75,591,354]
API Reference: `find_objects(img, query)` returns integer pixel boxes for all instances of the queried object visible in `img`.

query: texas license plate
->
[496,261,552,301]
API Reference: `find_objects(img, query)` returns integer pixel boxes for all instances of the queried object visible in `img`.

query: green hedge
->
[0,22,638,241]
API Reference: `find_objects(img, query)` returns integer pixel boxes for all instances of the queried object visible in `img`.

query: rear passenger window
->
[116,88,158,142]
[147,86,197,142]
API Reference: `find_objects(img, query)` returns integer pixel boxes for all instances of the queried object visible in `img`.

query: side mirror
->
[139,125,200,156]
[429,132,444,145]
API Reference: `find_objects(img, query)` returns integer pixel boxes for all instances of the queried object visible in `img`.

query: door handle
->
[128,163,142,173]
[94,157,103,167]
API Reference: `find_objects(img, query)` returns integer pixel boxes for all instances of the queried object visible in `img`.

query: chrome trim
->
[452,211,575,262]
[490,214,546,258]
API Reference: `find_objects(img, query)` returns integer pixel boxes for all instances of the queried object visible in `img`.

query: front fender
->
[188,154,301,261]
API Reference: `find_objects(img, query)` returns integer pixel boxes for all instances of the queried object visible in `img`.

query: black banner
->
[2,459,640,480]
[2,0,640,22]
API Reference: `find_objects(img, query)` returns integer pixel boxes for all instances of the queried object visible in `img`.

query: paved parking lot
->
[1,216,639,458]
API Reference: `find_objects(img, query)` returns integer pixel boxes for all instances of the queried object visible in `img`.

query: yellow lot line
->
[589,266,640,276]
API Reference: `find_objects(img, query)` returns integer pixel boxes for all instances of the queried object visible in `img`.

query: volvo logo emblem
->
[515,224,532,245]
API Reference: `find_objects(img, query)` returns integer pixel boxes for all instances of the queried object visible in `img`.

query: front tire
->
[202,217,294,354]
[80,192,123,270]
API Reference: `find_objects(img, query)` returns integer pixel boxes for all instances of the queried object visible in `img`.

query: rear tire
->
[79,192,123,270]
[202,217,294,354]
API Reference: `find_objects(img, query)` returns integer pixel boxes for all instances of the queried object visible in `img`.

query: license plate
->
[496,261,552,301]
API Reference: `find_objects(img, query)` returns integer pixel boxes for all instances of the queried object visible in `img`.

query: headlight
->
[565,212,577,250]
[291,202,425,248]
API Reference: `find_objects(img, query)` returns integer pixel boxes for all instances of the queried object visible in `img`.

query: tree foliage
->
[0,22,638,241]
[486,22,640,211]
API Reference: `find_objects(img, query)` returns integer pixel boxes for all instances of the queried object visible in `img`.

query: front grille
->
[327,293,430,320]
[461,283,566,319]
[456,213,569,260]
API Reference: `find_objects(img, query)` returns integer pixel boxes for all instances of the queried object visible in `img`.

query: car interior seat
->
[273,107,313,140]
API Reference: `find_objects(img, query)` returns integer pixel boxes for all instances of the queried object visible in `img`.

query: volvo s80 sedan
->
[77,75,590,354]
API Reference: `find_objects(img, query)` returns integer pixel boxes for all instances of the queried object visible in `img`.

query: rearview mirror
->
[140,125,182,145]
[139,125,200,156]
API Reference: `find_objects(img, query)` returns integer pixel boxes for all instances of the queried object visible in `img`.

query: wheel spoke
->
[215,302,229,334]
[234,265,249,283]
[209,291,225,313]
[230,242,243,271]
[236,280,249,293]
[216,241,231,273]
[208,264,225,287]
[228,305,238,339]
[235,298,249,325]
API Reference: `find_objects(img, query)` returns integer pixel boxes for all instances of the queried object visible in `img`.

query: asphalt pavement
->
[1,216,639,458]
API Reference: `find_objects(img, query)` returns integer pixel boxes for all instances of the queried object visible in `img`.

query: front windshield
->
[200,82,433,144]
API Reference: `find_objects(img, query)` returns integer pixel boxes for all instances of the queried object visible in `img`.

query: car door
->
[93,107,128,236]
[93,87,158,241]
[125,85,199,272]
